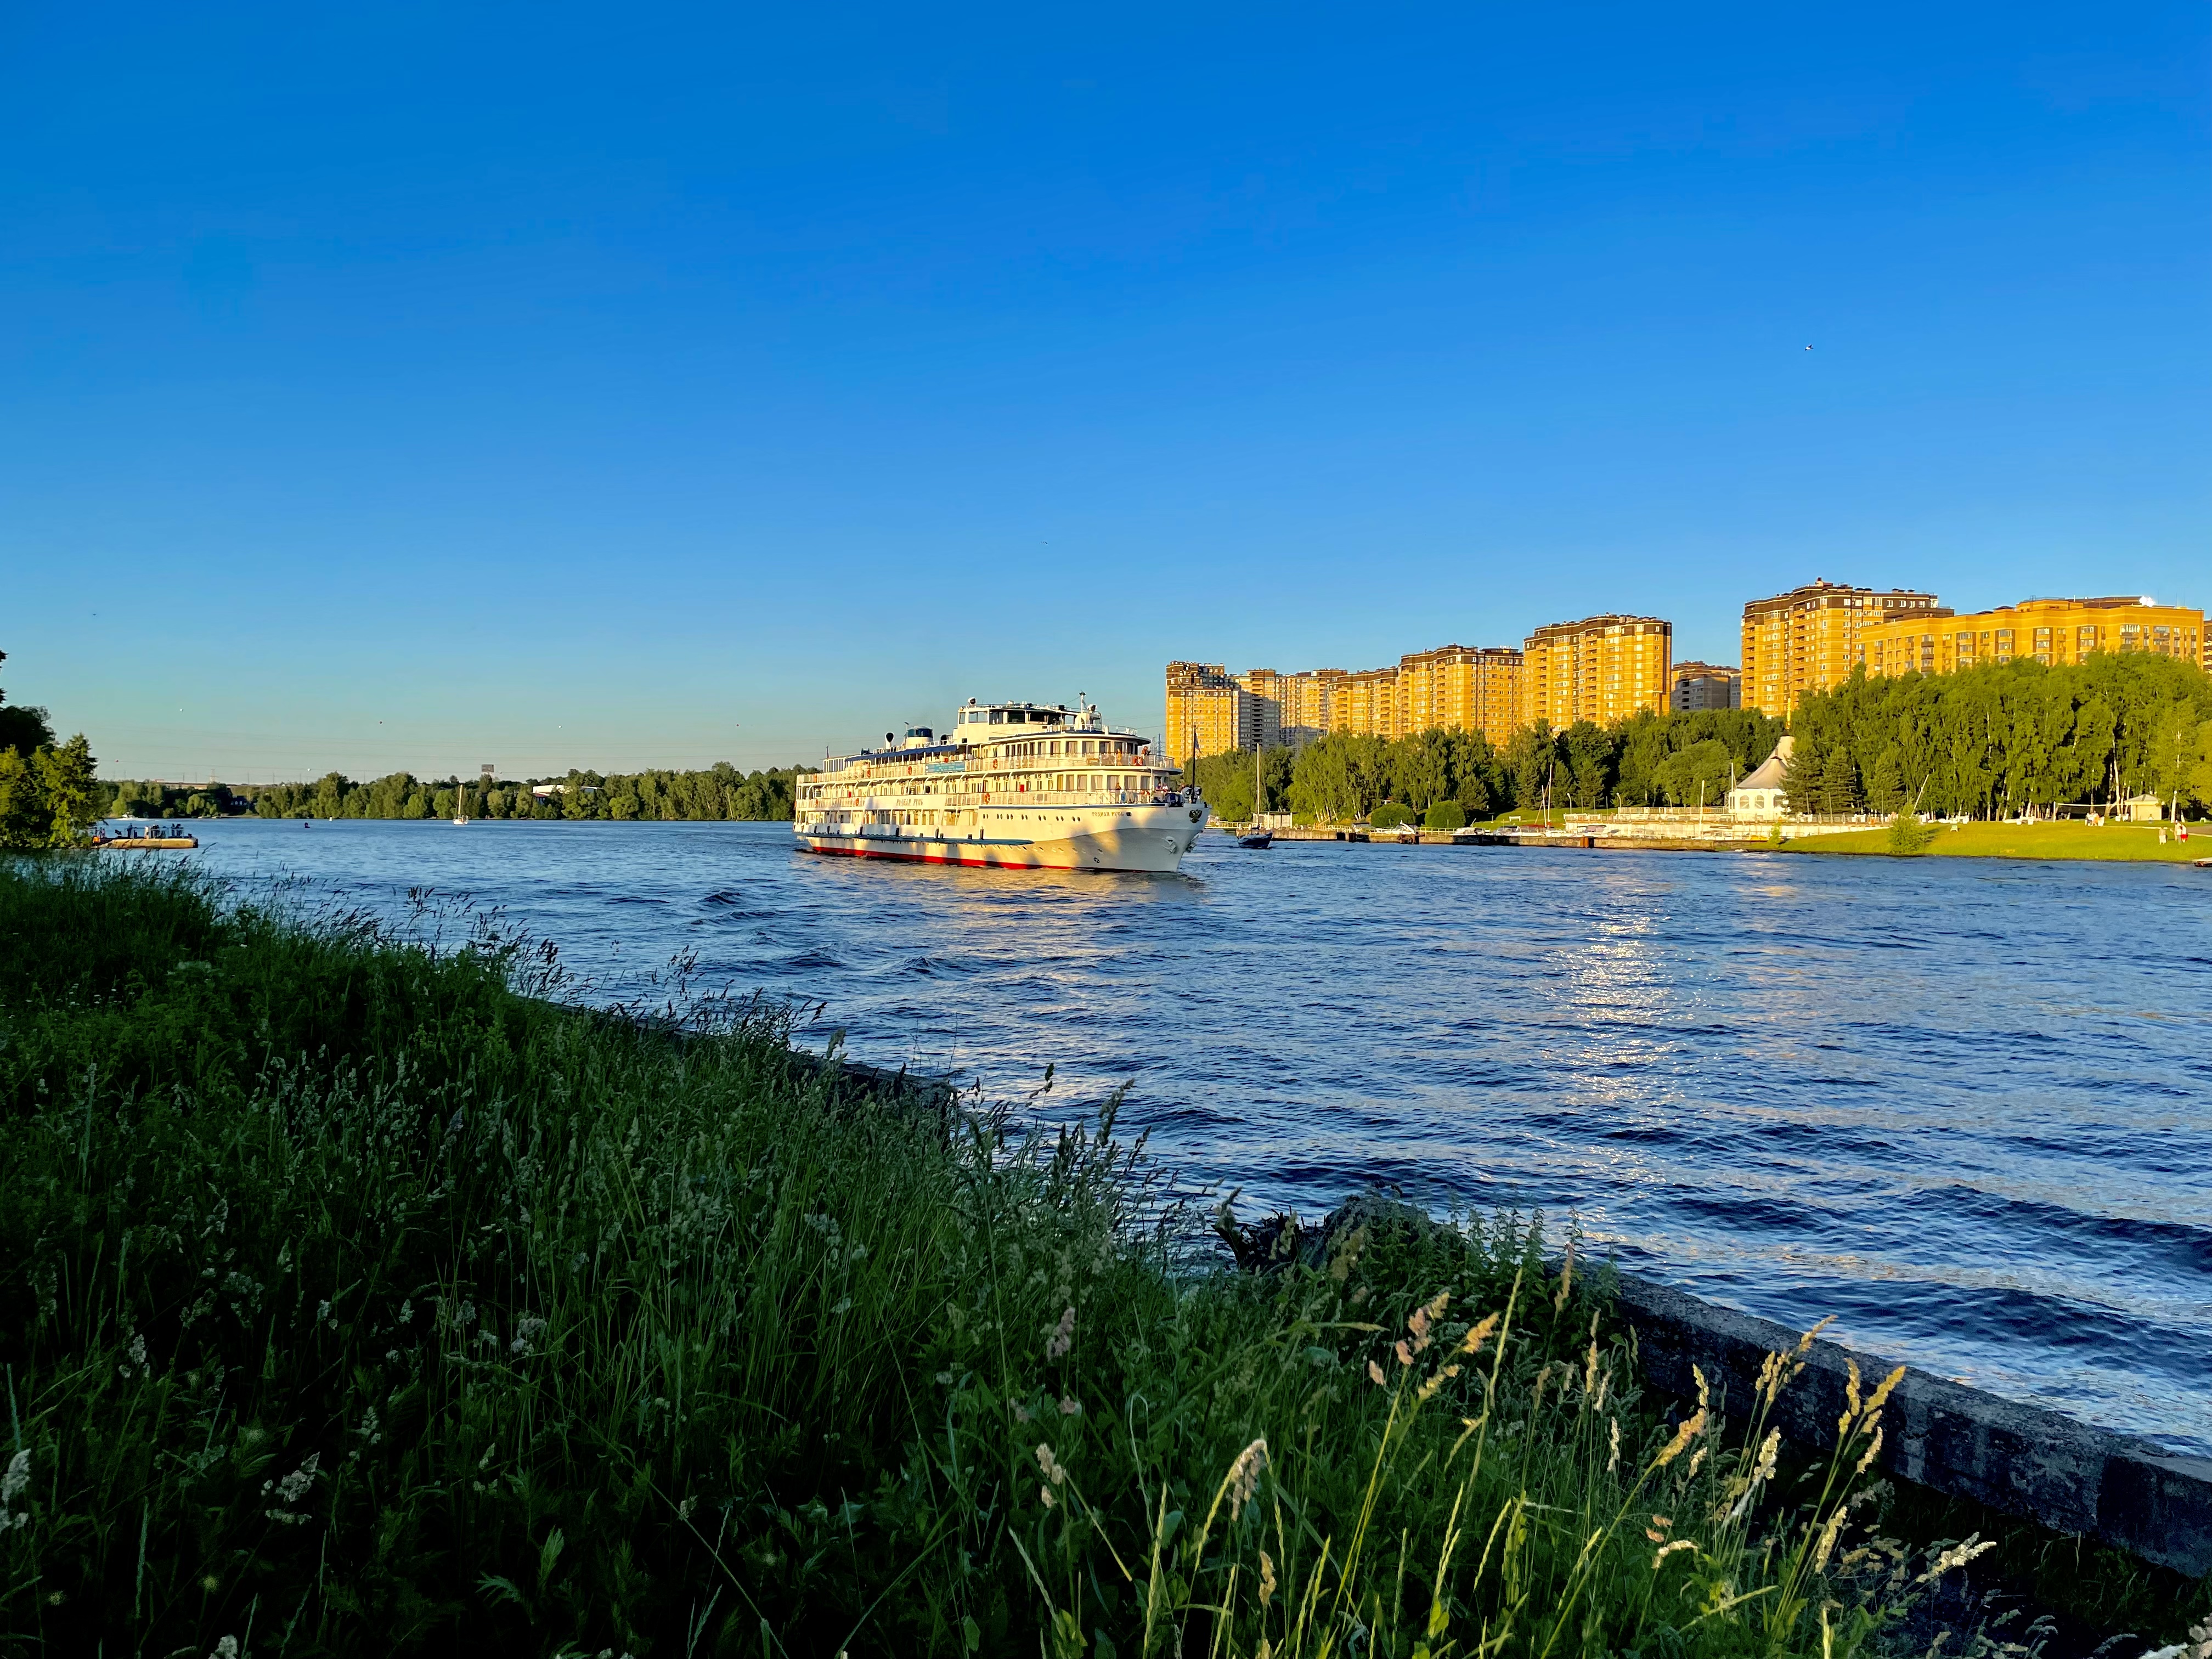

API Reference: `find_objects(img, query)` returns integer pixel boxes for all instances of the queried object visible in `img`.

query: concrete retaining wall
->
[1611,1271,2212,1578]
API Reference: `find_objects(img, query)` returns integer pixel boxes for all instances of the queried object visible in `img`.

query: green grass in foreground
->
[1784,821,2207,862]
[1,860,2024,1656]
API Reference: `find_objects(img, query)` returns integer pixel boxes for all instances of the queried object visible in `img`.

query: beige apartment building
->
[1861,595,2209,679]
[1520,615,1672,730]
[1671,661,1741,712]
[1741,579,1948,715]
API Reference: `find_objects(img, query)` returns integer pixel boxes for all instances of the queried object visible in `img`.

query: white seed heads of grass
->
[678,1497,697,1522]
[1393,1339,1413,1367]
[398,1300,413,1324]
[1654,1408,1707,1469]
[1058,1396,1081,1417]
[1917,1534,1997,1585]
[1,1449,29,1528]
[1259,1549,1277,1607]
[1367,1359,1388,1388]
[2134,1619,2211,1659]
[1035,1443,1068,1488]
[1652,1539,1697,1570]
[511,1315,548,1356]
[1607,1417,1621,1474]
[214,1638,241,1659]
[262,1451,320,1511]
[1226,1438,1268,1521]
[1407,1290,1447,1355]
[1045,1306,1075,1360]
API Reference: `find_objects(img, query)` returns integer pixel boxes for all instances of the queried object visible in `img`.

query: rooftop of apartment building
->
[1744,578,1943,611]
[1525,613,1671,639]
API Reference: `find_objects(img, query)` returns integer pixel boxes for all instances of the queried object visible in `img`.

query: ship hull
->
[795,803,1208,873]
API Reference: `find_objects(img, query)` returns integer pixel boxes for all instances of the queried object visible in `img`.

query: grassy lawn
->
[1786,821,2209,863]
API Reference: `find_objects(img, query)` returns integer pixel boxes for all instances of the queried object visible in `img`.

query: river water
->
[179,817,2212,1455]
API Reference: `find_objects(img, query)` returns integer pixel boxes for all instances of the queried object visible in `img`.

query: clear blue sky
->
[5,3,2206,781]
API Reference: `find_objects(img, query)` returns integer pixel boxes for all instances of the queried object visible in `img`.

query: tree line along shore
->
[4,856,2200,1655]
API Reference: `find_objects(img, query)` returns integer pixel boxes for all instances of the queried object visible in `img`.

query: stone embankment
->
[1613,1269,2212,1577]
[1279,1194,2211,1577]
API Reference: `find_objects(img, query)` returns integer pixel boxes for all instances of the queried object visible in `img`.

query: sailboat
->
[452,778,470,827]
[1235,744,1273,848]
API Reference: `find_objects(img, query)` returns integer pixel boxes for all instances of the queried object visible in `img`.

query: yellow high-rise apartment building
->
[1224,647,1525,752]
[1741,580,1947,715]
[1398,645,1525,748]
[1520,615,1671,730]
[1164,662,1265,768]
[1861,595,2208,679]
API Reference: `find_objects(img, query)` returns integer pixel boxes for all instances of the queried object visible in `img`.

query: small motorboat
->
[1235,832,1273,849]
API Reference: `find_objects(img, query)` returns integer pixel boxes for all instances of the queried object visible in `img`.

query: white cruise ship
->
[793,700,1209,873]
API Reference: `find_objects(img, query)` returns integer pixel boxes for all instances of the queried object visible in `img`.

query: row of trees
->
[223,763,810,823]
[1777,653,2212,820]
[1190,707,1787,823]
[0,652,101,850]
[1189,654,2212,824]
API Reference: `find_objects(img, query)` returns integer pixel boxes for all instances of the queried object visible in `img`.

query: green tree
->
[2146,702,2197,811]
[2185,718,2212,815]
[1864,746,1906,814]
[0,650,57,760]
[32,734,101,847]
[1653,738,1733,808]
[1816,745,1859,815]
[1781,737,1821,815]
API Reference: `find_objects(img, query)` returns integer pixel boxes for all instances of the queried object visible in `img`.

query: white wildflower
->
[214,1639,240,1659]
[1034,1443,1068,1487]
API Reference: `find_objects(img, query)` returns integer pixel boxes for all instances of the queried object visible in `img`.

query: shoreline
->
[1231,821,2209,864]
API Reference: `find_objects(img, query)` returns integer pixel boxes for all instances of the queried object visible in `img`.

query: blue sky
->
[5,3,2206,780]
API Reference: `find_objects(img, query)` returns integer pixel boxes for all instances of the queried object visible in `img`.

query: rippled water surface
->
[185,817,2212,1453]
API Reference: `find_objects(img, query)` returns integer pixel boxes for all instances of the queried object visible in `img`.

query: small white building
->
[1728,735,1793,821]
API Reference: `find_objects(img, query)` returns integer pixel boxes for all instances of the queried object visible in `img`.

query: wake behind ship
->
[793,700,1209,873]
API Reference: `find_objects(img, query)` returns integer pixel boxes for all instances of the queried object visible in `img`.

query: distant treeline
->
[100,765,812,823]
[1190,708,1786,825]
[1192,653,2212,823]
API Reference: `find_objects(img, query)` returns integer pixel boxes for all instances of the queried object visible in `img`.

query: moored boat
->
[793,700,1208,873]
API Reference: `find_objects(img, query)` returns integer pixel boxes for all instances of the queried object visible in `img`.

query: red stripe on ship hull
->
[799,841,1070,870]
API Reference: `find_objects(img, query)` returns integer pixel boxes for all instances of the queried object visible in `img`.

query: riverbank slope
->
[0,857,2137,1655]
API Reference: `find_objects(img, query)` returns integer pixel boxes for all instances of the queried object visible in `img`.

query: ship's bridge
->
[955,701,1077,731]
